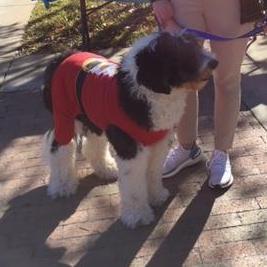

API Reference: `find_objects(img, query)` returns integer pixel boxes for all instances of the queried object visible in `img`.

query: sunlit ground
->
[0,33,267,267]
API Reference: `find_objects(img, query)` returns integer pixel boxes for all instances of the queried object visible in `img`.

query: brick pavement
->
[0,74,267,267]
[0,2,267,264]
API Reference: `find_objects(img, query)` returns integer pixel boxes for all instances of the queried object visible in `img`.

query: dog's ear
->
[135,40,172,95]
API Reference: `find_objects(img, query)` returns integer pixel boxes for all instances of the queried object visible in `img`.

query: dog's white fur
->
[43,131,78,198]
[43,126,173,228]
[42,32,210,228]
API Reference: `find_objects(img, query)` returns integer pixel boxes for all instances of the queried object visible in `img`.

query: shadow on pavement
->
[145,181,226,267]
[74,178,227,267]
[0,175,112,267]
[0,90,52,154]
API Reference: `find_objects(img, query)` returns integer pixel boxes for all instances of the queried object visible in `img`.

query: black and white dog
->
[42,32,217,228]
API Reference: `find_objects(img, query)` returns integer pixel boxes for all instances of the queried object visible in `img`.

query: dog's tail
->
[43,51,76,112]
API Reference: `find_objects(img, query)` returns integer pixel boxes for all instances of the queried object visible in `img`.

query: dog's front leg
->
[116,148,155,228]
[106,126,154,228]
[43,130,78,199]
[147,135,171,207]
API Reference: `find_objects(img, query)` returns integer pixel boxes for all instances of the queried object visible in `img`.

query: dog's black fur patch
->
[76,114,103,136]
[117,69,153,130]
[50,139,59,153]
[75,69,104,136]
[106,125,139,160]
[135,32,202,94]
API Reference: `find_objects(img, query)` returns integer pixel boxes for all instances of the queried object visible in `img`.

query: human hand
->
[152,0,175,27]
[164,19,181,34]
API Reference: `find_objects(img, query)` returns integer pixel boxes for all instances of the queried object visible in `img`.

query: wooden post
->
[80,0,90,51]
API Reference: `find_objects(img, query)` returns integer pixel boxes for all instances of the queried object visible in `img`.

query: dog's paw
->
[149,188,170,207]
[47,179,78,199]
[121,205,155,229]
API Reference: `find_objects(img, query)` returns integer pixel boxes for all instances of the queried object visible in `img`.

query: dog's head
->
[132,32,218,95]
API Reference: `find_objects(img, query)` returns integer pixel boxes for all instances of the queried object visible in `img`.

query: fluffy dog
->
[42,32,217,228]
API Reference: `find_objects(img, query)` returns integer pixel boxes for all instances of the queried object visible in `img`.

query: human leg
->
[162,0,207,178]
[204,0,253,187]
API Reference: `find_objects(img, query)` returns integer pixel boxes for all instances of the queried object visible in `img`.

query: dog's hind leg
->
[147,135,170,207]
[82,131,117,180]
[43,130,78,199]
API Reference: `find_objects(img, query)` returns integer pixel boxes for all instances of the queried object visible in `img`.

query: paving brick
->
[229,255,267,267]
[205,255,267,267]
[221,183,267,201]
[161,207,185,223]
[77,194,113,211]
[82,205,119,221]
[201,262,231,267]
[204,213,242,231]
[0,178,45,203]
[238,209,267,225]
[40,235,99,265]
[60,210,89,226]
[252,237,267,255]
[241,174,267,186]
[110,193,121,206]
[176,182,203,206]
[132,238,166,258]
[235,128,267,140]
[0,153,43,165]
[87,183,119,197]
[182,252,203,267]
[147,222,178,241]
[199,222,267,246]
[200,240,258,264]
[211,198,260,215]
[129,256,152,267]
[62,219,116,239]
[232,156,261,177]
[257,197,267,209]
[132,239,202,267]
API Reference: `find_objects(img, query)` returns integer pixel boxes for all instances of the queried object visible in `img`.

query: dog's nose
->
[208,59,218,70]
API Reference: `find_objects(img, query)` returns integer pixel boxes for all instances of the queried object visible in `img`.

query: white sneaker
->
[207,150,234,189]
[162,145,205,178]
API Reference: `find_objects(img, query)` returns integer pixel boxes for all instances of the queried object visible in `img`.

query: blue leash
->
[182,19,267,41]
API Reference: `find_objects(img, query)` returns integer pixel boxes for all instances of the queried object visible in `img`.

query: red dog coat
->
[51,52,168,146]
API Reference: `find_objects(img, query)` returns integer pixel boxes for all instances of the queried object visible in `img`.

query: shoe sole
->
[162,153,206,179]
[208,174,234,189]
